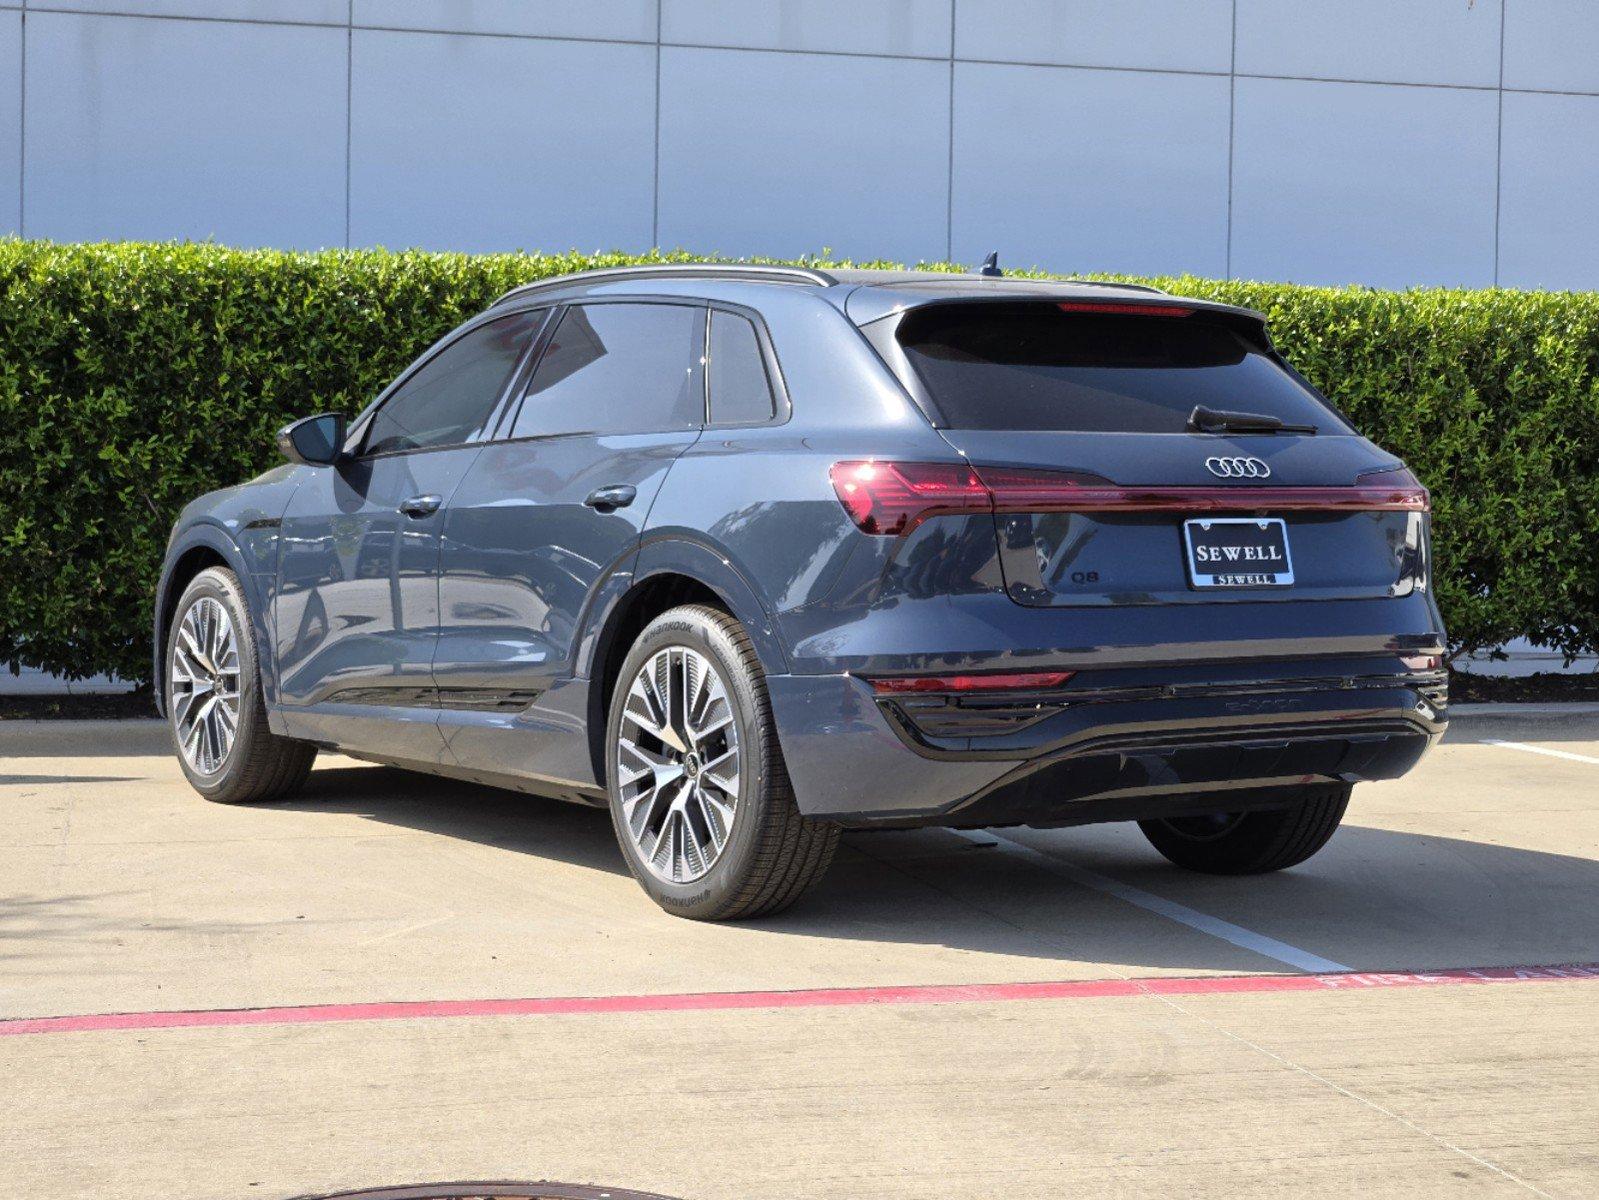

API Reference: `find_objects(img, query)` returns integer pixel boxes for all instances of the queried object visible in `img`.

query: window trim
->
[495,296,712,445]
[345,304,553,462]
[704,302,791,429]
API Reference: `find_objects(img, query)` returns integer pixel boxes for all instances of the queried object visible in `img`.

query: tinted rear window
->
[898,303,1345,434]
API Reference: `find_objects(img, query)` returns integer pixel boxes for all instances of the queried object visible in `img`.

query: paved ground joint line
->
[950,828,1351,973]
[1153,991,1558,1199]
[1481,738,1599,766]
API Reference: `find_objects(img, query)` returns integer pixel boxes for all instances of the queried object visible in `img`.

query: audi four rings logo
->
[1205,456,1271,479]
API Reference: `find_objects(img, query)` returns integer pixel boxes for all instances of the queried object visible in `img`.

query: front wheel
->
[605,604,839,921]
[1138,783,1351,874]
[167,566,316,803]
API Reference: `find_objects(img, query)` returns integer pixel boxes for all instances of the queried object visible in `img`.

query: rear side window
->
[898,302,1346,434]
[363,309,543,455]
[511,303,704,439]
[707,311,776,425]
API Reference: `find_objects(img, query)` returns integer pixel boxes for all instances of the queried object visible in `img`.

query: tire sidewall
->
[604,608,771,919]
[167,567,264,800]
[1139,783,1350,874]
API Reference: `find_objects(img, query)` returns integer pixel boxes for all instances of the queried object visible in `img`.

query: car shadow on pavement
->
[279,762,1599,977]
[285,763,630,877]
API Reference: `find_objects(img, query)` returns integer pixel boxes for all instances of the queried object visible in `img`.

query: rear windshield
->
[897,302,1346,434]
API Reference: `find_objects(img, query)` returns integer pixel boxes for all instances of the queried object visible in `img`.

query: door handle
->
[398,493,442,518]
[584,484,637,512]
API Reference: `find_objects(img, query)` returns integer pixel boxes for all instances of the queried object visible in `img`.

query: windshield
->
[897,302,1348,434]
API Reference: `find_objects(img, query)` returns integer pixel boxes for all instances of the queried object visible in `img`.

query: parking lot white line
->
[1480,739,1599,766]
[950,829,1351,974]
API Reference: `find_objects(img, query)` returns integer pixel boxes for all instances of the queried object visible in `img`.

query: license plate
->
[1183,517,1294,588]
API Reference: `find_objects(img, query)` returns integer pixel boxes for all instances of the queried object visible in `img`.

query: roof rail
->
[494,263,838,305]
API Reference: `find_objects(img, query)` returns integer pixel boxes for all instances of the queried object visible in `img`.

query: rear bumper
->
[767,664,1446,828]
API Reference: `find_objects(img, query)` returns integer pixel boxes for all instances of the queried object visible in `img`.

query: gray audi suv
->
[155,265,1446,919]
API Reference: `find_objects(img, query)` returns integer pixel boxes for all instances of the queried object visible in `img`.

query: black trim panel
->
[323,686,543,712]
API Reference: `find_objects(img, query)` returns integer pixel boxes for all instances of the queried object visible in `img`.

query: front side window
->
[511,303,704,439]
[707,311,776,425]
[362,310,543,455]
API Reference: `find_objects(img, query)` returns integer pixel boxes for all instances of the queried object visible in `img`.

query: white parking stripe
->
[1480,739,1599,766]
[950,828,1351,974]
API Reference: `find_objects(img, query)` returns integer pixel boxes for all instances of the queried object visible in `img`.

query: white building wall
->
[2,0,1594,289]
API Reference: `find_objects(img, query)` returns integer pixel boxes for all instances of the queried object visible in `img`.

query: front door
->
[273,307,546,760]
[433,300,707,786]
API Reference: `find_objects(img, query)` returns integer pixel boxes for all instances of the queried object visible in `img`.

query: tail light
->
[831,461,1431,535]
[1353,466,1431,512]
[870,670,1074,694]
[827,460,988,536]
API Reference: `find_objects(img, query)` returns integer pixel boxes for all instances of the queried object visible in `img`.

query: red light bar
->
[870,670,1074,694]
[1056,302,1194,317]
[831,461,1429,535]
[987,481,1432,514]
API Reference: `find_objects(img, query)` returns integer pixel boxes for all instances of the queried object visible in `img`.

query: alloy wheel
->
[170,595,242,775]
[615,645,741,884]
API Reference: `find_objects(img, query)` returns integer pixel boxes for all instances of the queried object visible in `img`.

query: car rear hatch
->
[870,296,1430,608]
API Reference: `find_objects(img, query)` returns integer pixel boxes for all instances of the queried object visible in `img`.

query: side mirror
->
[276,413,346,466]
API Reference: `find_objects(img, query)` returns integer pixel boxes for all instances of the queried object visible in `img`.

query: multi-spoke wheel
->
[171,595,242,774]
[616,645,741,885]
[605,604,840,920]
[166,567,316,803]
[1139,783,1352,874]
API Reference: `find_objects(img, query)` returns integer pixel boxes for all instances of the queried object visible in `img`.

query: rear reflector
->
[870,671,1074,694]
[1055,302,1194,317]
[831,461,1431,535]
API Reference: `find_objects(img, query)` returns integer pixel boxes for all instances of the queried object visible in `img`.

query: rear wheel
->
[1138,783,1351,874]
[605,604,839,920]
[167,567,315,803]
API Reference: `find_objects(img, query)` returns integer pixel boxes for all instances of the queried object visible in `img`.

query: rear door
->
[886,300,1427,607]
[433,300,706,782]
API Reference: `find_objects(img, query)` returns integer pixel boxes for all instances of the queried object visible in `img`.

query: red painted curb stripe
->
[4,963,1596,1037]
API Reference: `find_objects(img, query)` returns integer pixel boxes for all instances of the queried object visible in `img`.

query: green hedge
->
[1,240,1596,684]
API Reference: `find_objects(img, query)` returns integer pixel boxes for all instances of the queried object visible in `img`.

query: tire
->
[1137,783,1351,875]
[605,604,840,921]
[166,566,316,804]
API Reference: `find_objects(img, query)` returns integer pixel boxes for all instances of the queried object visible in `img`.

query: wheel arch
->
[152,526,260,717]
[582,542,790,788]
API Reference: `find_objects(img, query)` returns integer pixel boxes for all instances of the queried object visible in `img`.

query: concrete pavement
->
[2,713,1596,1199]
